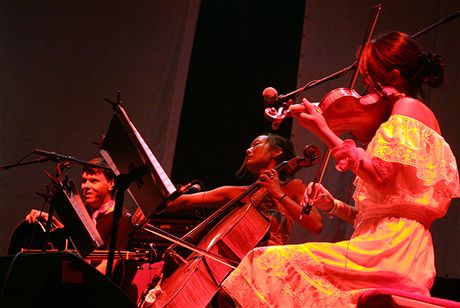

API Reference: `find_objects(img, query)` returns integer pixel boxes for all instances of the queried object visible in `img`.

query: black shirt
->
[95,209,134,251]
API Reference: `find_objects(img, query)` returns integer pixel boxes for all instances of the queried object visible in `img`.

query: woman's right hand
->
[301,182,335,213]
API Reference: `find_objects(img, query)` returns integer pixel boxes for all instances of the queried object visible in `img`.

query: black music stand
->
[100,98,177,278]
[51,179,104,258]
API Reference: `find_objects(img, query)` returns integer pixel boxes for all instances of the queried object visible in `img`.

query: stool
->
[358,288,460,308]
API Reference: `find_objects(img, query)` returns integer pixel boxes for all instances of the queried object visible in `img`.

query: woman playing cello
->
[165,133,323,244]
[137,133,323,307]
[221,31,460,306]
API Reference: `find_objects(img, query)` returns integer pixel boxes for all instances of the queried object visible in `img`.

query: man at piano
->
[25,157,135,275]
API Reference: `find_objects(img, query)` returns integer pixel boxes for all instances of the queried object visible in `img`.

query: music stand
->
[99,99,177,278]
[100,102,176,216]
[51,179,104,258]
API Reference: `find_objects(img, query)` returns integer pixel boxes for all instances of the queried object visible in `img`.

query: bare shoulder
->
[392,97,441,133]
[283,178,306,188]
[282,179,306,200]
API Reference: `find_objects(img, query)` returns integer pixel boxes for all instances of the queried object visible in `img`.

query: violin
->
[265,85,404,143]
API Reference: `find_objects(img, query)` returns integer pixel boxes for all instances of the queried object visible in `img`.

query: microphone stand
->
[105,167,147,279]
[0,157,50,170]
[274,62,356,104]
[33,149,112,171]
[41,163,67,251]
[0,155,66,252]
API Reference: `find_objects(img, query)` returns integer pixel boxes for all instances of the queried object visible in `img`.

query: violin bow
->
[273,10,459,107]
[300,4,382,217]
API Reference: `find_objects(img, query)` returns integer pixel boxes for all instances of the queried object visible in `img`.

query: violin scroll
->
[276,144,320,180]
[302,144,320,165]
[264,104,291,130]
[264,101,319,130]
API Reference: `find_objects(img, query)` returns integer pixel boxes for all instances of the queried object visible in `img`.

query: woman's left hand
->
[292,98,328,136]
[257,169,285,200]
[292,98,343,150]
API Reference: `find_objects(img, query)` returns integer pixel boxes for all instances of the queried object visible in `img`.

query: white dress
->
[221,115,460,307]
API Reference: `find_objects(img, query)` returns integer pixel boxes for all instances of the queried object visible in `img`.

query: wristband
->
[332,139,365,172]
[324,199,339,219]
[278,194,288,203]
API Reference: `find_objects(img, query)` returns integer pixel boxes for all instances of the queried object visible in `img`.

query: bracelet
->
[324,199,339,219]
[278,194,288,203]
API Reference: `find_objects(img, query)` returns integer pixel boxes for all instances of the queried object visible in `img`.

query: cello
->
[141,145,320,307]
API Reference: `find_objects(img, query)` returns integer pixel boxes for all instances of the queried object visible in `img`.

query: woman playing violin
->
[221,31,460,306]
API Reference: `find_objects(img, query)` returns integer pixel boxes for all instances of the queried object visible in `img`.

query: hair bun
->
[417,52,445,88]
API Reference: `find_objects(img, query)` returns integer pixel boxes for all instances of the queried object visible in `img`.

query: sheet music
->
[100,102,177,216]
[120,106,176,195]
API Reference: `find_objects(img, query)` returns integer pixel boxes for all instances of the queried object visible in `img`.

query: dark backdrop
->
[172,0,305,188]
[0,0,199,255]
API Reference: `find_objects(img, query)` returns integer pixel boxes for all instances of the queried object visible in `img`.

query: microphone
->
[166,180,203,202]
[153,180,204,215]
[262,86,304,108]
[262,87,278,108]
[263,87,285,130]
[184,183,202,194]
[34,148,77,162]
[177,180,203,195]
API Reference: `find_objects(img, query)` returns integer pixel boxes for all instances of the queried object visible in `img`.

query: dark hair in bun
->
[360,31,445,97]
[416,52,444,88]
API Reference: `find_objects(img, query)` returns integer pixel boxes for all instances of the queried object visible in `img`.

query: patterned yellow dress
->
[221,115,460,307]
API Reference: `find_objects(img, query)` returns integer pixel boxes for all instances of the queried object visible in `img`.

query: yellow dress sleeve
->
[366,114,460,197]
